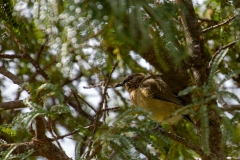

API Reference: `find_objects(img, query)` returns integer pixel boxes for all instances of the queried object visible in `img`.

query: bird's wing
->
[140,76,183,106]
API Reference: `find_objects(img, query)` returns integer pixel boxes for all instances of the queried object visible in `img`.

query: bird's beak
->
[114,82,124,88]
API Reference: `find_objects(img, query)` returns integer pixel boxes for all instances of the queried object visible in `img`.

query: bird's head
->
[115,73,146,92]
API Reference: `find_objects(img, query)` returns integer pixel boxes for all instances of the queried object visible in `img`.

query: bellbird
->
[115,73,193,125]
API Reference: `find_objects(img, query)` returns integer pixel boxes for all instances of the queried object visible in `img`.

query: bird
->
[115,73,193,125]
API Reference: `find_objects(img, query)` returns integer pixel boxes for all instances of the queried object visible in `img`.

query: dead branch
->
[202,14,237,33]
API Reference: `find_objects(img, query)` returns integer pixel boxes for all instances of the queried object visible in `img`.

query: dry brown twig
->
[71,89,97,113]
[46,118,67,158]
[202,14,237,33]
[92,61,119,133]
[54,129,81,140]
[36,35,48,63]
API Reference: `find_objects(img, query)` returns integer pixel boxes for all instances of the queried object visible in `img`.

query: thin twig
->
[22,53,49,80]
[47,118,64,152]
[65,96,94,122]
[83,82,104,89]
[71,89,97,113]
[103,96,108,121]
[83,82,114,89]
[93,62,119,133]
[54,129,81,140]
[99,107,120,113]
[198,17,218,24]
[36,36,48,63]
[28,59,56,82]
[100,62,119,106]
[202,14,237,33]
[208,41,236,68]
[218,95,240,112]
[0,54,24,59]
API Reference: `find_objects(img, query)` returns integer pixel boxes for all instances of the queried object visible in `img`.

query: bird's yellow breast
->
[130,88,182,124]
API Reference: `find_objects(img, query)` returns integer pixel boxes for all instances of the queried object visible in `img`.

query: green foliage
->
[75,141,82,160]
[208,48,229,86]
[0,126,16,137]
[0,146,34,160]
[0,0,240,159]
[199,105,210,155]
[0,145,17,160]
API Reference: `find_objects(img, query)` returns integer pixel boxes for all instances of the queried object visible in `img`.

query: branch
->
[156,127,204,157]
[0,54,24,59]
[202,14,237,33]
[36,36,48,63]
[222,105,240,112]
[0,140,71,160]
[71,89,97,113]
[0,67,24,85]
[177,0,206,86]
[0,100,26,110]
[218,95,240,112]
[34,116,47,140]
[3,23,49,80]
[83,82,104,89]
[99,62,118,106]
[22,53,49,80]
[99,106,120,113]
[3,23,27,54]
[176,1,224,159]
[28,58,56,82]
[55,129,81,140]
[65,96,94,122]
[198,17,218,24]
[208,41,236,68]
[93,61,118,133]
[47,118,65,153]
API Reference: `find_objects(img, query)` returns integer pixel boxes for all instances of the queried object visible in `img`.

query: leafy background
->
[0,0,240,159]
